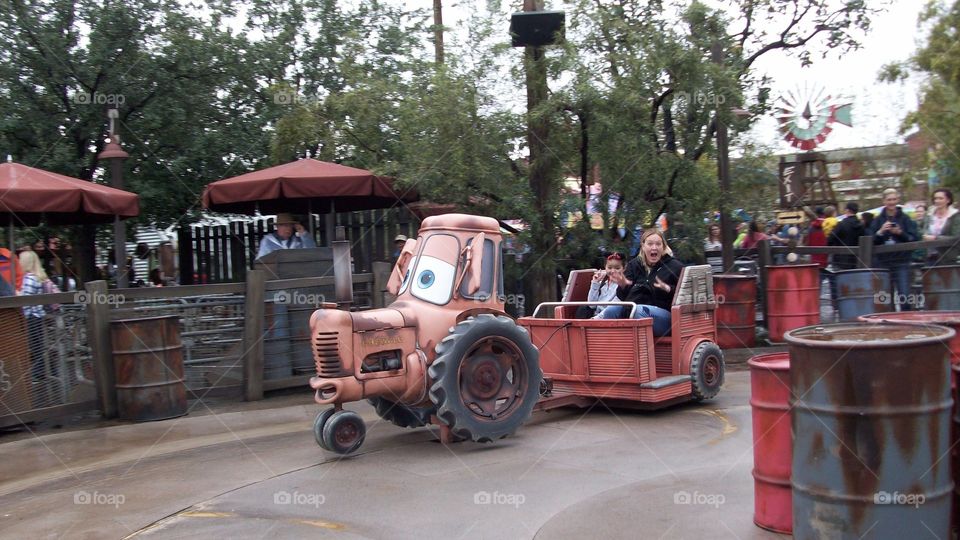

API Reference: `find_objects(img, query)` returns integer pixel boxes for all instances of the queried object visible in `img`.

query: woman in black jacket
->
[597,229,684,336]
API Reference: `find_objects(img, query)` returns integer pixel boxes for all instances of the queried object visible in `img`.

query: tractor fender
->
[678,337,713,375]
[456,308,511,324]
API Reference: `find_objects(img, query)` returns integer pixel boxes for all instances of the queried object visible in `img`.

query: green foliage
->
[885,0,960,191]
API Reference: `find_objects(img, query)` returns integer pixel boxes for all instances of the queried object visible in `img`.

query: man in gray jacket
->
[256,213,317,259]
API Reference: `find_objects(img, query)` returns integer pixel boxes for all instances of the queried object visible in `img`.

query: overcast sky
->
[416,0,927,154]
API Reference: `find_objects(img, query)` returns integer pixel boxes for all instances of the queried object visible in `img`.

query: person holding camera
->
[596,230,683,336]
[868,188,918,310]
[575,252,626,319]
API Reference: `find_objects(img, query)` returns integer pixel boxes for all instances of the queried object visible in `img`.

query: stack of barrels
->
[749,314,960,538]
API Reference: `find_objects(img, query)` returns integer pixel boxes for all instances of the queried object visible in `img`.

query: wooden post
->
[858,235,873,269]
[85,280,117,418]
[372,261,392,309]
[242,269,266,401]
[757,239,772,330]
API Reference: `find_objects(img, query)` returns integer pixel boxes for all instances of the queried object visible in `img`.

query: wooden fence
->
[178,208,419,284]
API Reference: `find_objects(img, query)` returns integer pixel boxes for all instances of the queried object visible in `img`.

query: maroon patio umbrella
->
[201,158,418,215]
[0,161,140,226]
[0,160,141,283]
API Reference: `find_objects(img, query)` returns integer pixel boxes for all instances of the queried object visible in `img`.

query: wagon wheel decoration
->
[776,83,852,151]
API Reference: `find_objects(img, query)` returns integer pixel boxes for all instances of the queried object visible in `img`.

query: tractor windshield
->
[403,233,460,305]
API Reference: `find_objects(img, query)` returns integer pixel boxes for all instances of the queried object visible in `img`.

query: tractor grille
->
[314,331,343,377]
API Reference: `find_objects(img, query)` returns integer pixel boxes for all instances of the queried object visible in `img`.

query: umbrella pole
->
[5,215,12,290]
[308,199,315,240]
[325,200,335,247]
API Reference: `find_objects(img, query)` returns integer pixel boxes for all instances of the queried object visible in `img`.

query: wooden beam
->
[242,269,266,401]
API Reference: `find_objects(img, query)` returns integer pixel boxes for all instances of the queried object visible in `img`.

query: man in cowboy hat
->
[256,213,317,259]
[392,234,408,260]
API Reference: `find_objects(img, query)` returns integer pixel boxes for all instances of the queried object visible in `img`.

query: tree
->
[0,0,274,281]
[881,0,960,191]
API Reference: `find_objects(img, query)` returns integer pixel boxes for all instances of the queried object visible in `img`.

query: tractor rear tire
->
[428,314,542,443]
[368,397,434,428]
[690,342,725,401]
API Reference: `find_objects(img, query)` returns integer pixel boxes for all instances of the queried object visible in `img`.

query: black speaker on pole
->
[509,11,565,47]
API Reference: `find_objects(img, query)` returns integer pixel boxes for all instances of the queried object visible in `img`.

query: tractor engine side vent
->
[314,331,343,377]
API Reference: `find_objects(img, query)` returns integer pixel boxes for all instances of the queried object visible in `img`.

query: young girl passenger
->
[576,252,625,318]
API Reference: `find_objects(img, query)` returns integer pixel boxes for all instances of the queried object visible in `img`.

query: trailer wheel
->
[428,314,542,443]
[368,397,434,428]
[313,408,336,450]
[322,410,366,455]
[690,342,725,401]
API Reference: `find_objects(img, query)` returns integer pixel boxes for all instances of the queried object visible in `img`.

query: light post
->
[98,109,130,288]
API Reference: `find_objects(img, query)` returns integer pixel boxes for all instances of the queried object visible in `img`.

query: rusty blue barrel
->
[923,265,960,311]
[835,269,891,321]
[785,323,955,539]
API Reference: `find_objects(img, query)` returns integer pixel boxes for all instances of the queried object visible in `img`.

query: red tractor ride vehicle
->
[518,264,725,410]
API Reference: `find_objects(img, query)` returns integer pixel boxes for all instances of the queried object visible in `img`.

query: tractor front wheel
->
[428,314,542,443]
[313,408,336,450]
[321,410,366,455]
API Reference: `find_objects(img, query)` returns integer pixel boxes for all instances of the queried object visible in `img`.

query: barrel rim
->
[764,263,820,270]
[111,314,181,324]
[831,268,890,275]
[712,274,758,280]
[859,311,960,325]
[784,322,956,348]
[747,352,790,371]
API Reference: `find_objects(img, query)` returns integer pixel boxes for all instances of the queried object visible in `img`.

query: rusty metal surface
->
[860,311,960,367]
[835,269,891,322]
[110,315,187,422]
[923,265,960,311]
[748,352,792,534]
[714,274,757,348]
[765,264,820,342]
[785,323,955,539]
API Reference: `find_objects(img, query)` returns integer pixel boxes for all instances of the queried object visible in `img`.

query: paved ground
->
[0,356,789,540]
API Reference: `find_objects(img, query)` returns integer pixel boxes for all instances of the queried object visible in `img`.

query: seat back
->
[672,264,715,311]
[557,269,596,318]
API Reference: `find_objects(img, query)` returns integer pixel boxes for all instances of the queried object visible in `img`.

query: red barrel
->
[749,352,792,534]
[765,264,820,342]
[714,275,757,348]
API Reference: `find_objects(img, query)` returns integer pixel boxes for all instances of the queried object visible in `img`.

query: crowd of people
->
[701,187,959,312]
